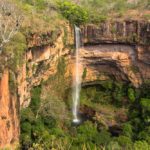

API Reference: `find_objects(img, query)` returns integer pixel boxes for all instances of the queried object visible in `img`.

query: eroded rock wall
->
[19,25,73,107]
[18,20,150,107]
[80,44,150,87]
[82,20,150,45]
[0,24,73,148]
[0,69,19,149]
[0,20,149,148]
[78,21,150,87]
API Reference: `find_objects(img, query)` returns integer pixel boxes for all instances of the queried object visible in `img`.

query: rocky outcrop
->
[82,20,150,45]
[78,21,150,87]
[19,25,73,107]
[0,19,149,148]
[0,69,19,149]
[0,24,73,148]
[80,44,150,87]
[18,20,149,107]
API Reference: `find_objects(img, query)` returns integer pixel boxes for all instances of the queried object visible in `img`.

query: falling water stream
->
[72,26,82,123]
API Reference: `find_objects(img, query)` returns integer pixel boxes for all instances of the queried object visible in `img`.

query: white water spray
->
[72,26,82,123]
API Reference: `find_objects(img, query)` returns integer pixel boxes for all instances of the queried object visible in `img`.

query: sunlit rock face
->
[18,20,150,107]
[0,26,72,148]
[18,25,73,107]
[80,44,146,87]
[68,44,150,88]
[82,20,150,45]
[0,69,19,149]
[0,19,149,148]
[79,21,150,87]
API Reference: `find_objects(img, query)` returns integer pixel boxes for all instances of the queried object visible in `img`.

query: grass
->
[13,0,65,34]
[73,0,150,22]
[14,0,150,33]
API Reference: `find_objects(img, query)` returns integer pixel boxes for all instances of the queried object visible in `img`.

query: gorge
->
[0,0,150,149]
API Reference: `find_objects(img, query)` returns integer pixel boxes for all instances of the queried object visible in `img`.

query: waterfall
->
[72,25,82,123]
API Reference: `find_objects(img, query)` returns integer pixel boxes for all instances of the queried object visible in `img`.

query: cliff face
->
[82,20,150,45]
[18,25,73,107]
[0,20,150,148]
[78,21,150,87]
[0,24,72,148]
[0,69,19,149]
[19,20,150,108]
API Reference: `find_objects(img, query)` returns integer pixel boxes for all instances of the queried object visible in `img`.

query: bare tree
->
[0,0,23,52]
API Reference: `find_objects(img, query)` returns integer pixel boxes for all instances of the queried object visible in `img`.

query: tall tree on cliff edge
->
[0,0,23,52]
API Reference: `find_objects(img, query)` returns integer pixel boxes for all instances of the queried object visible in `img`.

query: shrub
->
[76,121,98,143]
[101,80,113,90]
[42,116,57,129]
[21,133,32,149]
[4,32,27,71]
[122,123,133,139]
[9,72,16,94]
[128,88,136,103]
[88,12,107,24]
[140,98,150,111]
[32,119,45,140]
[133,140,150,150]
[113,82,125,105]
[57,56,66,76]
[140,98,150,124]
[21,122,32,134]
[40,95,69,122]
[113,0,127,12]
[93,92,103,103]
[117,135,133,149]
[94,130,111,146]
[138,130,150,143]
[30,86,41,114]
[82,68,87,80]
[93,91,111,104]
[22,0,47,10]
[21,108,35,123]
[50,127,65,138]
[107,141,121,150]
[86,87,97,99]
[80,89,88,104]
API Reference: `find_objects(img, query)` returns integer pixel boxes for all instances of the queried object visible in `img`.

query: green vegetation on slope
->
[1,0,150,71]
[58,0,150,24]
[0,0,149,149]
[58,1,88,25]
[21,75,150,149]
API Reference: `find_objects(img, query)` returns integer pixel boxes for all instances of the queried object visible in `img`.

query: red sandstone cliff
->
[0,69,19,149]
[0,20,149,149]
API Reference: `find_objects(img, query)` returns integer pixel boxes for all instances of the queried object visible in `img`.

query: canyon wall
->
[82,20,150,45]
[0,70,19,149]
[19,20,150,108]
[18,24,73,107]
[0,24,72,149]
[0,20,150,148]
[79,20,150,87]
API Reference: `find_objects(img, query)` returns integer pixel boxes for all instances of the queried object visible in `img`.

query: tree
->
[133,140,150,150]
[58,1,88,25]
[0,0,23,52]
[75,121,98,144]
[128,88,136,102]
[122,123,133,138]
[117,135,133,149]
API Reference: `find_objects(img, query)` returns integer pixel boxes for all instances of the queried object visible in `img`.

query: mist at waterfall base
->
[72,26,82,124]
